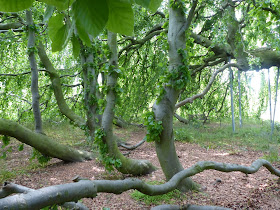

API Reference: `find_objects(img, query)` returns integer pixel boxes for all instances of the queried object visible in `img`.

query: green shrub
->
[174,128,193,142]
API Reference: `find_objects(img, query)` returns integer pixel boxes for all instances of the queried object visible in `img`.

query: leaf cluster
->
[144,111,163,142]
[94,128,122,171]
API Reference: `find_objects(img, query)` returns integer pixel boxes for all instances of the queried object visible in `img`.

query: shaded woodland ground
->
[1,120,280,209]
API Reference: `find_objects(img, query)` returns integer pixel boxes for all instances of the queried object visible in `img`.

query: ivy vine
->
[144,111,163,142]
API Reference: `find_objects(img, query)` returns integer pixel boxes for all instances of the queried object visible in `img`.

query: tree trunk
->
[271,67,279,136]
[268,68,272,135]
[153,0,199,191]
[101,31,156,175]
[229,62,235,133]
[238,70,242,128]
[80,46,99,142]
[26,9,43,133]
[0,119,93,161]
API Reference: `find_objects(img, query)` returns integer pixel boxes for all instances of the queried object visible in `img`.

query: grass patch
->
[174,119,280,152]
[130,180,185,205]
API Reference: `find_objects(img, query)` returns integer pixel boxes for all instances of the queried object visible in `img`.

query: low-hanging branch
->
[0,159,279,209]
[175,63,240,109]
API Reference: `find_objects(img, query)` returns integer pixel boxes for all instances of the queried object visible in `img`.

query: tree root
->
[1,159,279,209]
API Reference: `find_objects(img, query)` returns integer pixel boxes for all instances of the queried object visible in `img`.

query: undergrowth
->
[130,180,185,205]
[174,119,279,149]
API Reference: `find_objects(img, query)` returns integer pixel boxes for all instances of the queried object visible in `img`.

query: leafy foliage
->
[0,0,34,12]
[144,111,163,142]
[94,129,122,171]
[30,148,52,164]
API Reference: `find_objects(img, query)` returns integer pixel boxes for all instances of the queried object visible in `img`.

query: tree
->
[1,0,280,208]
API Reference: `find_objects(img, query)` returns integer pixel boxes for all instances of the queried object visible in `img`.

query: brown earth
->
[1,128,280,210]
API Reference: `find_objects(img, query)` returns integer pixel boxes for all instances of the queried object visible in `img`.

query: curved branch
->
[0,182,89,210]
[0,22,22,30]
[175,63,240,109]
[37,42,86,127]
[118,25,165,57]
[0,159,279,209]
[118,137,146,150]
[174,113,189,124]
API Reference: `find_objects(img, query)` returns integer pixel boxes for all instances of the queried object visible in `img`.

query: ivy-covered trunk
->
[80,46,99,142]
[153,0,199,191]
[100,31,156,175]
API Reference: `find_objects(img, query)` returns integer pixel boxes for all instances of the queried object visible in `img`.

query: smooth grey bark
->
[118,137,146,150]
[268,68,272,131]
[271,67,279,136]
[26,9,42,133]
[229,62,235,133]
[174,113,189,124]
[153,0,199,191]
[238,70,242,128]
[37,42,86,127]
[0,118,93,161]
[80,47,99,141]
[0,182,89,209]
[1,159,279,209]
[101,31,156,175]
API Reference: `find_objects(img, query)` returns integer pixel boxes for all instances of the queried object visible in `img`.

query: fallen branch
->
[0,118,93,162]
[0,159,279,209]
[0,182,88,210]
[118,137,146,150]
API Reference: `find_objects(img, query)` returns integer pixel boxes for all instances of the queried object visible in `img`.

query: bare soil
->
[1,127,280,209]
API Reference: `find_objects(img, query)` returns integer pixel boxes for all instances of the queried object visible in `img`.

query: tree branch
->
[118,137,146,150]
[0,182,89,210]
[0,118,93,162]
[0,159,279,209]
[37,42,86,127]
[175,63,240,109]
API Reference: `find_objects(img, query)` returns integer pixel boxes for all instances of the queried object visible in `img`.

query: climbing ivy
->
[94,128,122,171]
[144,111,163,142]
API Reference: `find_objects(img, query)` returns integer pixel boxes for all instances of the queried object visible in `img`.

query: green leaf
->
[135,0,150,8]
[72,0,109,37]
[52,25,71,51]
[106,0,134,35]
[71,35,80,59]
[75,21,91,47]
[0,0,34,12]
[40,0,73,10]
[135,0,162,12]
[43,5,55,23]
[149,0,162,12]
[48,14,72,51]
[18,144,24,151]
[2,135,10,147]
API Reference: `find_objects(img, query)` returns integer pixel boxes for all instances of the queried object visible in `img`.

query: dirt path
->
[2,128,280,209]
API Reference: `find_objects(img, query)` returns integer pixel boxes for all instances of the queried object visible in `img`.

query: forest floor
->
[1,123,280,209]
